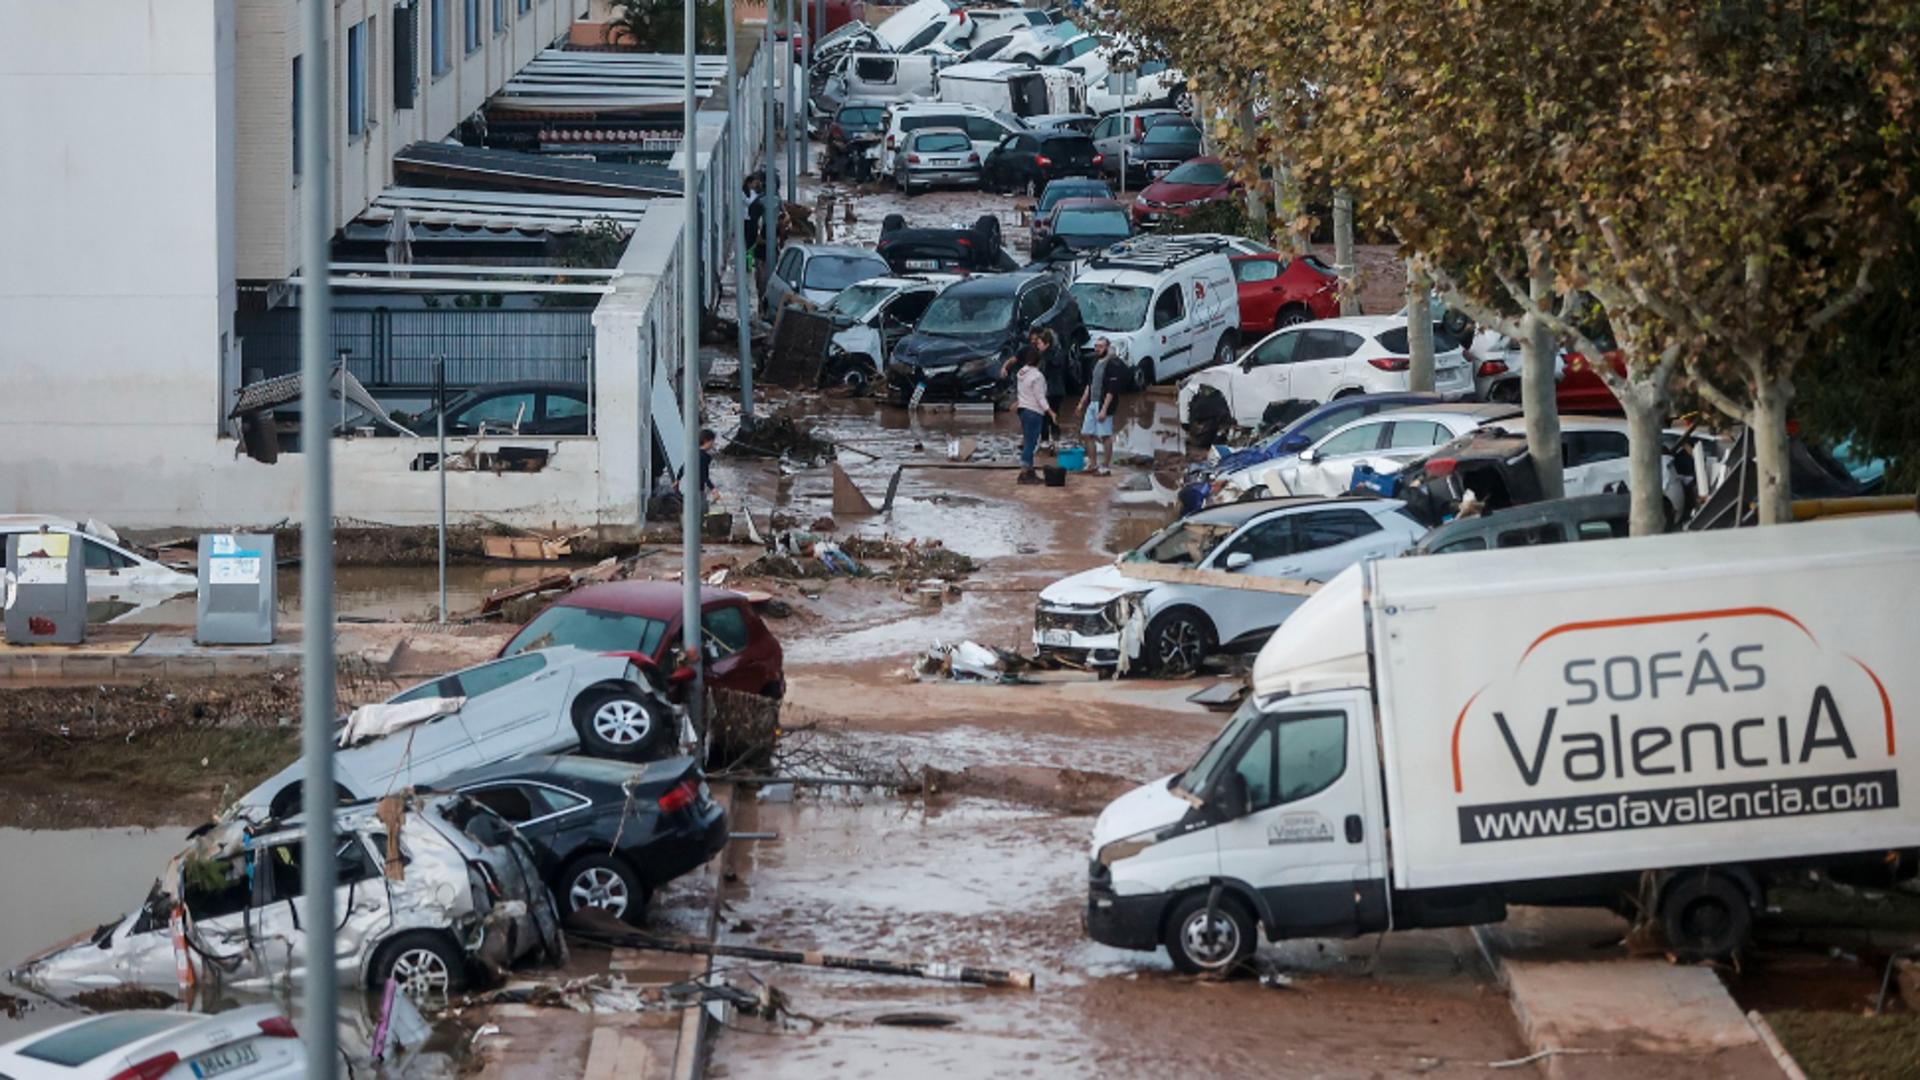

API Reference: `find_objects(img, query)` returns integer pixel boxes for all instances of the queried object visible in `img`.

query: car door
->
[770,247,805,305]
[1199,513,1310,645]
[1231,256,1283,332]
[245,831,389,982]
[538,390,591,436]
[449,652,574,757]
[78,536,140,599]
[700,603,758,692]
[1289,329,1362,401]
[1209,695,1383,938]
[346,674,486,792]
[1017,279,1058,336]
[1360,418,1452,481]
[878,287,934,356]
[1228,329,1303,425]
[1287,419,1390,495]
[1150,280,1193,376]
[1284,507,1395,581]
[965,114,1013,163]
[1561,429,1631,496]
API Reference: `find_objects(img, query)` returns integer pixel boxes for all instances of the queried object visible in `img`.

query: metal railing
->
[237,307,594,389]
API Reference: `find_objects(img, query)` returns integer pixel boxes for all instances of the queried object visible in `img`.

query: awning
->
[394,142,681,198]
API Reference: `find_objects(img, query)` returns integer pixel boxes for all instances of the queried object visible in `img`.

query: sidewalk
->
[1476,907,1787,1080]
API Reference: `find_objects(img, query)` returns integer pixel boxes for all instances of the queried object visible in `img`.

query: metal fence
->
[236,307,595,390]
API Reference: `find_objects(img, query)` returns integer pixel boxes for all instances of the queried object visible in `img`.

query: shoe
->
[1095,466,1112,476]
[1017,469,1042,485]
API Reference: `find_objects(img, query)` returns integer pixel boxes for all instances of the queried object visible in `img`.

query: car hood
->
[1139,180,1225,203]
[1039,563,1149,606]
[1091,773,1193,855]
[892,331,1008,369]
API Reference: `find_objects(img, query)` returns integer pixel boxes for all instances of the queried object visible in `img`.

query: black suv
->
[886,272,1085,405]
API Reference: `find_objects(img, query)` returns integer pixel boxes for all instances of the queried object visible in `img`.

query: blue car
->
[1178,392,1442,514]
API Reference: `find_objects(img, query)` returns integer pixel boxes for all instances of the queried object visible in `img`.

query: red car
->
[1229,251,1340,335]
[500,581,786,700]
[1558,350,1629,414]
[1129,156,1234,227]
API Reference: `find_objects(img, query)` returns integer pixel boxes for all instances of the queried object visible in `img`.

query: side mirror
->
[1298,448,1320,464]
[1213,772,1251,822]
[1224,551,1253,571]
[1238,355,1255,372]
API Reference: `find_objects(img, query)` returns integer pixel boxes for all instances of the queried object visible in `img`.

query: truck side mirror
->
[1213,772,1250,821]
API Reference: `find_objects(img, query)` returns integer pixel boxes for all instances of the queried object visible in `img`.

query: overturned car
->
[13,793,565,999]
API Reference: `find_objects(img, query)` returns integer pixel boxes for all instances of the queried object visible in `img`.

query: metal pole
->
[296,0,338,1073]
[682,0,706,738]
[1119,94,1128,196]
[762,23,778,321]
[798,0,810,176]
[782,0,795,196]
[727,0,754,423]
[436,357,447,624]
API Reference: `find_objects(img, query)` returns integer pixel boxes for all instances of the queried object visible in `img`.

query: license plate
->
[905,259,940,270]
[1040,629,1073,646]
[1150,165,1172,178]
[931,157,960,165]
[191,1043,259,1078]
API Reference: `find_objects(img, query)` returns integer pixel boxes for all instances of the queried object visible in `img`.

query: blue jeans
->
[1018,408,1044,468]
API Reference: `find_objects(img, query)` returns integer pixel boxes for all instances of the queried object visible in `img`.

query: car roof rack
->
[1083,234,1231,273]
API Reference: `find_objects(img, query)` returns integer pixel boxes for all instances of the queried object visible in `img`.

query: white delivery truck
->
[1086,514,1919,973]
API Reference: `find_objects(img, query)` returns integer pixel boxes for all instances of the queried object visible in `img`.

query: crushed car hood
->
[892,331,1007,370]
[1039,563,1146,607]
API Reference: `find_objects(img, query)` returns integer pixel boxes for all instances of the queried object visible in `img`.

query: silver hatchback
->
[893,127,982,195]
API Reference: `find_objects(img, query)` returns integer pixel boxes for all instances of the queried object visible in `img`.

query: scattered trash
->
[917,640,1013,682]
[68,987,178,1012]
[832,463,878,516]
[721,412,836,461]
[481,528,586,561]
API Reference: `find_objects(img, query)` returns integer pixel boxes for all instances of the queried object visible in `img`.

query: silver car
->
[236,646,691,820]
[764,242,893,311]
[893,127,982,195]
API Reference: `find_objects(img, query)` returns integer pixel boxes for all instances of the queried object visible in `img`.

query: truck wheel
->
[1164,891,1255,976]
[371,930,468,998]
[1659,873,1752,961]
[574,687,671,761]
[1142,609,1214,677]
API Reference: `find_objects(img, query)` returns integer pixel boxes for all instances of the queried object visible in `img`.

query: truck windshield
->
[1070,282,1151,331]
[1176,696,1263,799]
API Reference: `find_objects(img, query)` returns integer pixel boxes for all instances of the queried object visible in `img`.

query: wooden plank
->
[1115,560,1322,596]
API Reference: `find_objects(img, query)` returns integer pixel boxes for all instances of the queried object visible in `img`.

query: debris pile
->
[721,413,837,463]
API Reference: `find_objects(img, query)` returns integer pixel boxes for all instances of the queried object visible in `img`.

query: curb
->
[670,780,735,1080]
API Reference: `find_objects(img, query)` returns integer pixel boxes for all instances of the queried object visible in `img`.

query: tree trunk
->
[1240,102,1267,239]
[1521,255,1563,500]
[1750,366,1795,525]
[1623,392,1668,536]
[1273,156,1305,254]
[1406,260,1434,392]
[1333,190,1358,316]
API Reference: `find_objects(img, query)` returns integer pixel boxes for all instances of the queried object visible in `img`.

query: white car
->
[1033,496,1423,676]
[821,274,960,392]
[876,102,1024,177]
[1,516,196,601]
[872,0,969,54]
[1177,315,1476,431]
[1224,404,1523,499]
[0,1006,304,1080]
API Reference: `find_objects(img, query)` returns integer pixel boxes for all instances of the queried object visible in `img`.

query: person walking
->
[1014,350,1054,485]
[1035,327,1067,448]
[1079,337,1120,475]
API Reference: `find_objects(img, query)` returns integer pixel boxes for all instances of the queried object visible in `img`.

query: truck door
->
[1210,693,1384,938]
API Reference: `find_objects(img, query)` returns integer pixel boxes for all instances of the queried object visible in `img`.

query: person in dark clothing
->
[1031,328,1068,448]
[698,428,719,507]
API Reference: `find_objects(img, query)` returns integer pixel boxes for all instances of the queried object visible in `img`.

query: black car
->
[982,131,1104,196]
[1032,198,1132,259]
[876,213,1020,275]
[1028,176,1113,248]
[442,754,727,925]
[886,272,1085,405]
[1130,121,1204,178]
[409,380,590,436]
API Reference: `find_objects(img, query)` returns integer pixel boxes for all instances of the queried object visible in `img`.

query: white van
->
[1086,513,1920,974]
[1067,235,1241,385]
[877,101,1024,177]
[936,60,1056,119]
[834,51,944,107]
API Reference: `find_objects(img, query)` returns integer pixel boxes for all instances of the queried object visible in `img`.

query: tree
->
[606,0,728,52]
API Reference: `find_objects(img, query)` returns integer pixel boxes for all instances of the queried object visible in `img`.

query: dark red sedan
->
[500,581,786,699]
[1229,251,1341,335]
[1129,157,1235,227]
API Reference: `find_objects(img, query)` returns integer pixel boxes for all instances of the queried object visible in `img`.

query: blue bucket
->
[1057,445,1087,472]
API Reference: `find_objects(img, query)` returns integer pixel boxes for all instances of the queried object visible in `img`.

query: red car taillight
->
[1368,357,1410,372]
[968,152,979,163]
[258,1017,301,1039]
[109,1055,181,1080]
[1426,458,1458,477]
[1091,153,1104,165]
[1477,359,1508,377]
[1035,154,1053,167]
[907,153,922,164]
[658,778,700,813]
[887,134,896,148]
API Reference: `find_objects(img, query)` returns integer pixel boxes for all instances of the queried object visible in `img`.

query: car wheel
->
[1138,357,1157,387]
[1172,87,1194,115]
[1141,608,1214,677]
[1275,305,1312,330]
[1488,379,1522,404]
[574,687,671,760]
[1212,334,1237,368]
[1163,891,1255,976]
[1659,872,1752,961]
[268,781,355,821]
[1333,387,1363,399]
[561,854,649,926]
[371,930,467,998]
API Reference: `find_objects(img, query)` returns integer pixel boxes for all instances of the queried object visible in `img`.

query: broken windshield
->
[1121,518,1236,566]
[1070,282,1151,331]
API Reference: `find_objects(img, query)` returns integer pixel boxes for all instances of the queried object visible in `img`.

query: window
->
[1018,283,1055,322]
[1564,430,1629,467]
[394,3,418,108]
[263,835,381,899]
[854,56,897,82]
[544,393,590,421]
[494,0,506,34]
[962,116,1005,142]
[1296,329,1363,361]
[1376,326,1465,354]
[390,675,457,704]
[1162,160,1226,185]
[702,605,752,657]
[455,391,538,430]
[1094,115,1119,139]
[1151,286,1184,329]
[82,539,134,571]
[1219,517,1293,564]
[1276,712,1347,802]
[13,1015,198,1069]
[1247,330,1301,368]
[464,0,481,53]
[1292,404,1364,443]
[967,34,1012,60]
[520,0,532,13]
[346,21,367,140]
[291,56,303,177]
[183,857,253,920]
[1432,536,1488,554]
[901,22,945,51]
[802,253,888,291]
[887,291,935,324]
[502,605,670,657]
[776,248,804,283]
[452,653,547,698]
[1385,420,1445,449]
[1316,422,1386,457]
[1294,509,1383,551]
[1230,724,1278,811]
[1578,517,1628,540]
[465,784,537,823]
[913,131,972,153]
[431,0,450,76]
[1234,259,1279,284]
[1498,524,1564,548]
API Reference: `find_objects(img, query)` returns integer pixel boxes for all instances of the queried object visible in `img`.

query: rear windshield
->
[503,604,669,658]
[1053,208,1130,238]
[839,106,885,128]
[1039,181,1110,213]
[1143,123,1200,144]
[1163,160,1225,185]
[1041,135,1097,155]
[912,131,973,153]
[1375,326,1465,354]
[918,292,1016,334]
[804,253,890,291]
[1070,282,1152,331]
[18,1014,196,1066]
[902,114,967,133]
[827,282,895,320]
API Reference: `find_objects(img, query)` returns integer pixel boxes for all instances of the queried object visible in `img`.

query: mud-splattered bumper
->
[1084,884,1167,952]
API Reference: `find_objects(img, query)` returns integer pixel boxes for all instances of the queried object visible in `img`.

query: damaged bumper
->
[1085,883,1168,952]
[1033,603,1124,667]
[886,360,1006,403]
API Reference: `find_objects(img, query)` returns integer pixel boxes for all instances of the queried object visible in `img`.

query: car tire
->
[1333,387,1363,399]
[559,854,649,926]
[1659,872,1753,962]
[1172,86,1194,115]
[574,687,672,761]
[880,213,905,237]
[1212,333,1237,368]
[1138,356,1157,386]
[1488,380,1522,404]
[1275,305,1312,330]
[371,930,468,998]
[268,781,355,821]
[1141,608,1215,677]
[1163,890,1255,976]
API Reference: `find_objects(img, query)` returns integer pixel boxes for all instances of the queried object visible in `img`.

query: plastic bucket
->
[1057,445,1087,472]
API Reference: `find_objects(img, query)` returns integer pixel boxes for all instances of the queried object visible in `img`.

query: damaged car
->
[886,272,1084,406]
[236,646,694,820]
[13,793,565,1000]
[445,754,728,926]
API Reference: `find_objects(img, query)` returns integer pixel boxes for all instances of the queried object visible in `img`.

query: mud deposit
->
[708,792,1530,1079]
